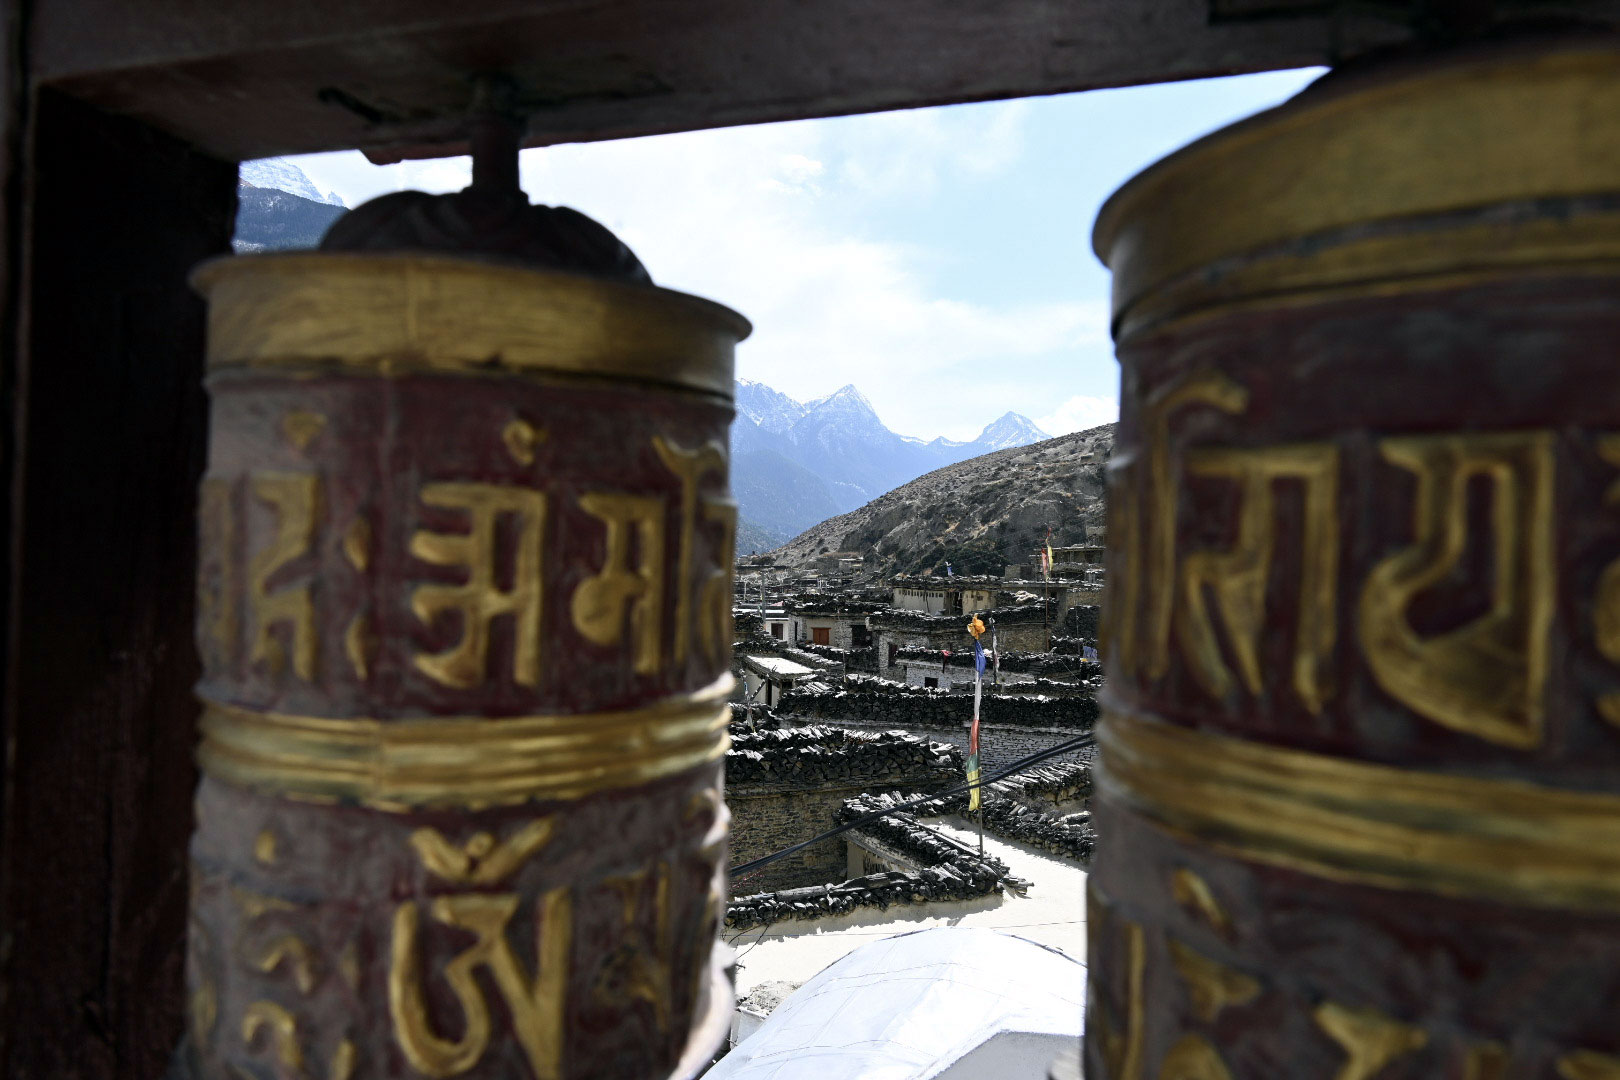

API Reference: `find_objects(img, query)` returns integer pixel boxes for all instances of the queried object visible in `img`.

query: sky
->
[286,68,1323,443]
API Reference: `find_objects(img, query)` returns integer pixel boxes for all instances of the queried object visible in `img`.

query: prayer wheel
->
[182,176,748,1076]
[1089,39,1620,1076]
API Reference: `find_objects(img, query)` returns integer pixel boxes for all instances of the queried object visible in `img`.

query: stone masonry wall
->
[785,716,1090,774]
[726,727,960,896]
[780,683,1101,735]
[725,784,873,896]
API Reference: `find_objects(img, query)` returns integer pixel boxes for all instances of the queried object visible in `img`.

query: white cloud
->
[765,153,825,194]
[282,96,1095,440]
[1036,395,1119,436]
[833,100,1028,198]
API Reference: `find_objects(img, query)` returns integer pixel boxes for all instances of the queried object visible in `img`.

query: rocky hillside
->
[768,423,1113,576]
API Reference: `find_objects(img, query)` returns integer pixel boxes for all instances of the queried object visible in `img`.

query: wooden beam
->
[19,0,1439,162]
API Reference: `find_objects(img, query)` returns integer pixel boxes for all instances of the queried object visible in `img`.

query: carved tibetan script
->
[1109,369,1620,749]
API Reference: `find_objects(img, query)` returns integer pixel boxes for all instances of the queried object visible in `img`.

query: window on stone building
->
[812,626,831,645]
[771,623,783,639]
[923,677,938,688]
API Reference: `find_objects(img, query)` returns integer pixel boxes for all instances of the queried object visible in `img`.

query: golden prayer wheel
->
[183,181,749,1077]
[1089,38,1620,1075]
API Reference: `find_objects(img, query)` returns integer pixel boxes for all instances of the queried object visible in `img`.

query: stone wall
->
[726,784,867,895]
[1063,604,1101,638]
[724,868,998,931]
[728,702,783,733]
[725,727,960,896]
[727,725,959,786]
[725,791,1027,932]
[989,760,1091,814]
[777,680,1098,773]
[795,641,878,673]
[897,657,1036,692]
[894,646,1102,684]
[785,716,1091,775]
[724,767,1097,932]
[912,763,1096,862]
[838,792,1026,887]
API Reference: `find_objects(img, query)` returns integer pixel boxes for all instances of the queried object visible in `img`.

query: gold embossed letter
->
[1178,443,1338,712]
[651,436,727,667]
[1123,371,1249,683]
[1159,1035,1235,1080]
[1314,1002,1427,1080]
[1559,1049,1620,1080]
[572,493,666,674]
[390,823,567,1079]
[249,472,321,680]
[698,501,738,667]
[411,482,545,689]
[1359,432,1554,749]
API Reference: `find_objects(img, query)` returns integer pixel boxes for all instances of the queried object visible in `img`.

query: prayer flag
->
[968,665,982,811]
[967,615,985,639]
[974,638,986,675]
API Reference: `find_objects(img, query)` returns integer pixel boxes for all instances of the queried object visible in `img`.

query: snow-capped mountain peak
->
[975,412,1050,451]
[736,378,809,434]
[808,384,876,415]
[240,158,347,208]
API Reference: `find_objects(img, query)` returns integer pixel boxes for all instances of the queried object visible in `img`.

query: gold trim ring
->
[1101,708,1620,913]
[198,677,733,811]
[1093,41,1620,339]
[192,253,750,398]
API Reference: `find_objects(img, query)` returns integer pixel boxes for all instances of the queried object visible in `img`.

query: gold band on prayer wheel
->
[191,253,749,397]
[1100,710,1620,914]
[198,676,733,810]
[1093,41,1620,339]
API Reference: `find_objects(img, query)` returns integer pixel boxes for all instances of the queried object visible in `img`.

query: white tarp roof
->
[707,927,1085,1080]
[745,655,816,677]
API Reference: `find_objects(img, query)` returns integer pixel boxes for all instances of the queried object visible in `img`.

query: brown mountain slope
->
[768,423,1114,576]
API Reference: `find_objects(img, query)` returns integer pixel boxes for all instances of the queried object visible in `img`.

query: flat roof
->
[745,656,816,677]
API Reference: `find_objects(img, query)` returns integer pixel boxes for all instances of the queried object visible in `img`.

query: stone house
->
[1039,544,1105,576]
[870,601,1054,680]
[738,654,821,708]
[888,575,1000,616]
[784,597,882,649]
[743,604,792,642]
[892,654,1037,692]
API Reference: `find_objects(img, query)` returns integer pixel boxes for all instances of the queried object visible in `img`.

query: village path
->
[727,814,1088,1004]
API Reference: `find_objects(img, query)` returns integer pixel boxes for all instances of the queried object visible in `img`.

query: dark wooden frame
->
[0,1,1616,1074]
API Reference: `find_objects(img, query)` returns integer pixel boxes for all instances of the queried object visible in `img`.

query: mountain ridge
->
[766,422,1114,577]
[730,379,1053,550]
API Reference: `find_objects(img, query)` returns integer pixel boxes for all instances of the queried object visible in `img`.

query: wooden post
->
[0,89,235,1078]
